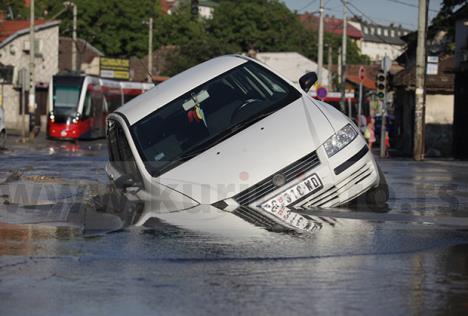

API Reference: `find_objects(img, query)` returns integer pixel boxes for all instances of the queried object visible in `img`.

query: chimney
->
[24,0,31,8]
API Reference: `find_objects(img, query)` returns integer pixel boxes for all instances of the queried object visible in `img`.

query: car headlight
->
[323,124,358,158]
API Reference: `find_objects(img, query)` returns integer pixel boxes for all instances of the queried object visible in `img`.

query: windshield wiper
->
[228,109,275,133]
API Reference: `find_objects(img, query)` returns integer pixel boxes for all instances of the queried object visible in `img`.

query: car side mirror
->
[114,175,137,189]
[299,72,318,93]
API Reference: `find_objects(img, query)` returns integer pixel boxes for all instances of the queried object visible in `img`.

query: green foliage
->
[0,0,28,19]
[1,0,370,75]
[56,0,158,57]
[209,0,308,53]
[164,0,369,74]
[429,0,466,41]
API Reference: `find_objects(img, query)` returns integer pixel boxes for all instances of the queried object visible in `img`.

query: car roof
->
[117,55,248,125]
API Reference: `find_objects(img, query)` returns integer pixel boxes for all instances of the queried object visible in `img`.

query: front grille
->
[234,151,320,206]
[300,161,374,208]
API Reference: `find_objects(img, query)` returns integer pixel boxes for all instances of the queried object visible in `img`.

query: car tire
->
[0,130,6,149]
[364,164,389,207]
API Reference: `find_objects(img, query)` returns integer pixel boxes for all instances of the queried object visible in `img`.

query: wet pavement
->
[1,134,468,315]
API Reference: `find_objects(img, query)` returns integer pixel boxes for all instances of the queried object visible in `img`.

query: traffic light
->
[191,0,199,17]
[376,71,386,100]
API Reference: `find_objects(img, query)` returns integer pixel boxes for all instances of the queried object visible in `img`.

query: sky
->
[283,0,443,30]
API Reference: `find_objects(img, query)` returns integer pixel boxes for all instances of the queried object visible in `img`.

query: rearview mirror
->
[299,72,318,93]
[114,175,136,189]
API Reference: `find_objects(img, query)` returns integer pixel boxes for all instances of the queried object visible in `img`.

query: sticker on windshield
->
[154,152,165,161]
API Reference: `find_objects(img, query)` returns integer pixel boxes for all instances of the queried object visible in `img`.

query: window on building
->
[364,26,368,33]
[391,30,395,37]
[370,27,374,35]
[377,28,381,35]
[384,29,388,36]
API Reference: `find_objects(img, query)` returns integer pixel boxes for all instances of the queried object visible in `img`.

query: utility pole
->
[28,0,35,140]
[339,0,348,112]
[317,0,325,85]
[72,3,77,72]
[327,45,332,88]
[379,60,390,158]
[64,2,77,72]
[337,46,342,86]
[147,17,153,83]
[413,0,427,161]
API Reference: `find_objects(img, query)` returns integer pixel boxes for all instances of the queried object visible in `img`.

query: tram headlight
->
[49,112,55,122]
[71,112,80,124]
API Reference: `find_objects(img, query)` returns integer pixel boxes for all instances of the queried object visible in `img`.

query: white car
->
[0,106,6,148]
[105,55,388,220]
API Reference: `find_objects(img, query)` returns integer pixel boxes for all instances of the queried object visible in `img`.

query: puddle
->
[3,140,468,315]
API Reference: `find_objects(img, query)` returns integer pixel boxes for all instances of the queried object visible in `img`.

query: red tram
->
[47,75,153,140]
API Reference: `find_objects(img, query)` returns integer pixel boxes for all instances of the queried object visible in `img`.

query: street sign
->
[358,66,365,122]
[358,66,365,82]
[381,55,391,73]
[426,56,439,75]
[17,68,30,91]
[99,57,130,80]
[316,86,328,99]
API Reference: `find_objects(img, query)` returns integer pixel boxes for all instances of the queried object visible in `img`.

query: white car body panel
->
[106,55,383,216]
[158,96,334,204]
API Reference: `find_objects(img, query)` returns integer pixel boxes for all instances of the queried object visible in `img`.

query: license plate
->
[261,173,323,212]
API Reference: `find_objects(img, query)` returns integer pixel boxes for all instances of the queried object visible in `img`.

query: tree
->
[427,0,466,52]
[20,0,159,58]
[164,0,369,75]
[2,0,369,75]
[0,0,28,19]
[208,0,311,53]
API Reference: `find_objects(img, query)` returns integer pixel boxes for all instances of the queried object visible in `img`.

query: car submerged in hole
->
[105,55,388,222]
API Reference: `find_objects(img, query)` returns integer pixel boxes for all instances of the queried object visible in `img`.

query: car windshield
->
[132,61,301,177]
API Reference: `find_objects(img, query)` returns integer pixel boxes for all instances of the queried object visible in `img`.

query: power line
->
[343,0,411,47]
[298,0,318,12]
[322,5,416,28]
[383,0,438,13]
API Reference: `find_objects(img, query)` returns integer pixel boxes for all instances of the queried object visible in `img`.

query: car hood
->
[158,96,334,204]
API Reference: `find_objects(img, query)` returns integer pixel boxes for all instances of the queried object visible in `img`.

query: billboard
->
[99,58,130,80]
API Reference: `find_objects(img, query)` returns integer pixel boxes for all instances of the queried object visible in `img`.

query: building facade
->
[161,0,217,19]
[0,18,59,131]
[255,52,330,87]
[349,20,410,62]
[58,37,103,75]
[299,13,363,46]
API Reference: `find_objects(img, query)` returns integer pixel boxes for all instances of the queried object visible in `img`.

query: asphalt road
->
[1,135,468,315]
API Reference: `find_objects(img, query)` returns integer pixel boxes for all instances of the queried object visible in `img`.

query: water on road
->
[1,136,468,315]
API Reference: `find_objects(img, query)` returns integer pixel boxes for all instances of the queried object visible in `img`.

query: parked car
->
[0,106,6,148]
[105,55,388,225]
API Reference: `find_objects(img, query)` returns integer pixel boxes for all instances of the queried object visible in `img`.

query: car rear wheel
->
[347,164,389,209]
